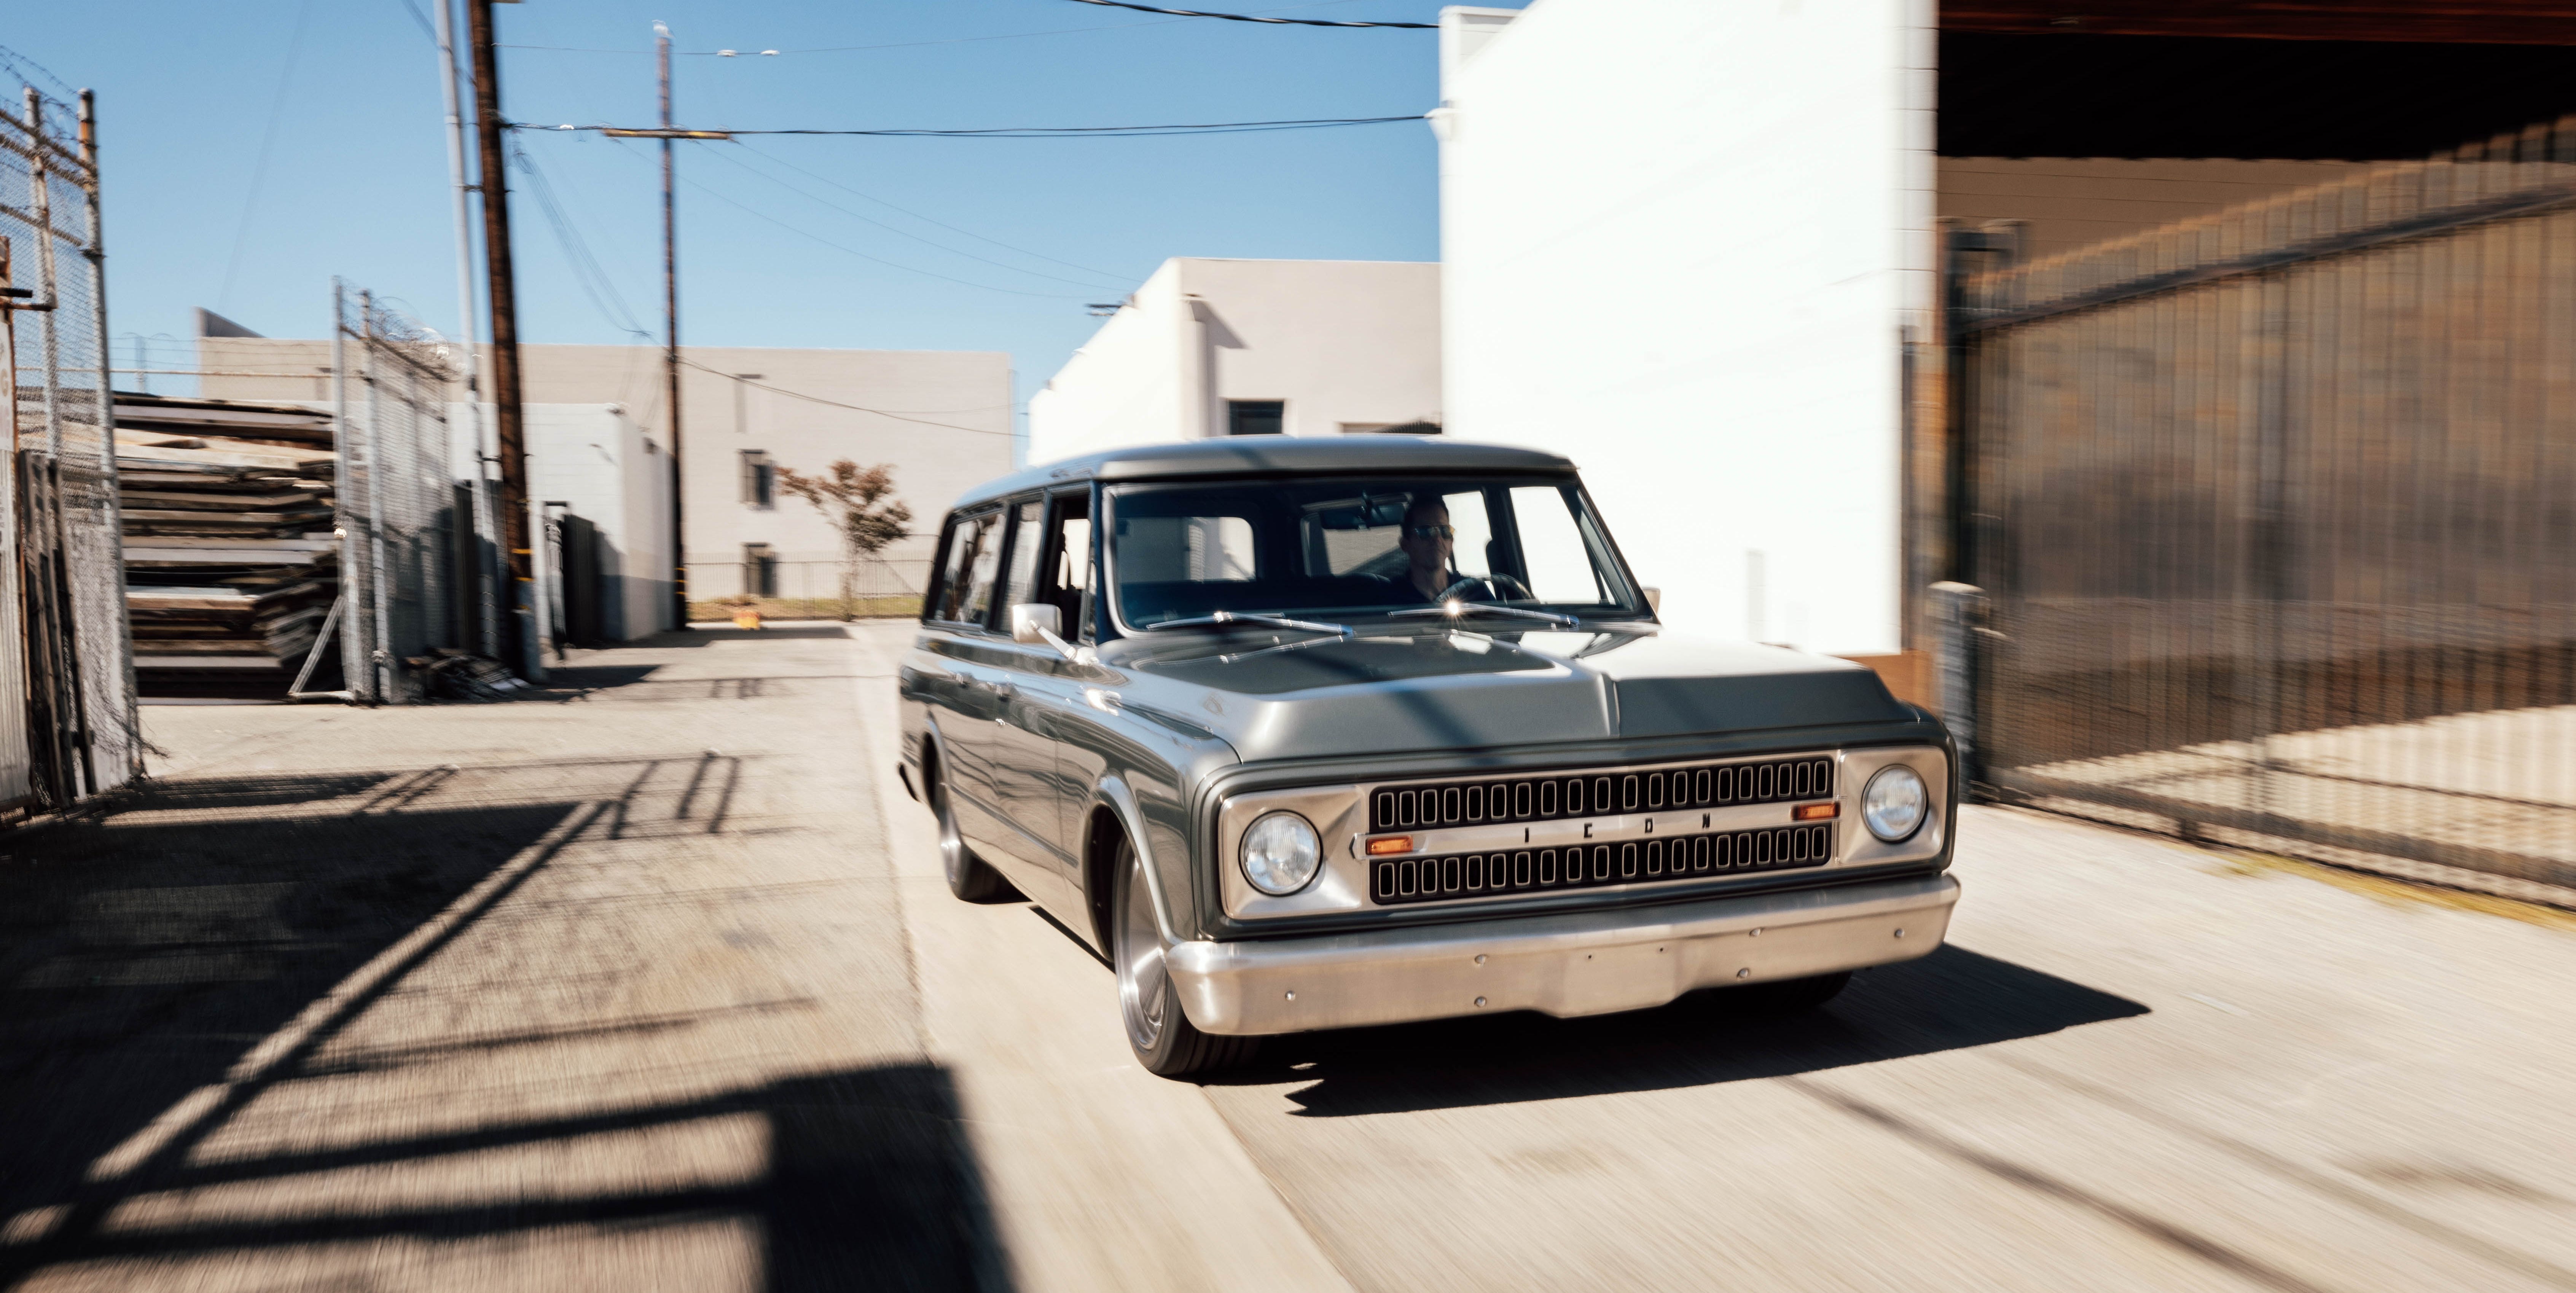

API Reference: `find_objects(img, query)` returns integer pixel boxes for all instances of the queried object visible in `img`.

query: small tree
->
[775,460,914,620]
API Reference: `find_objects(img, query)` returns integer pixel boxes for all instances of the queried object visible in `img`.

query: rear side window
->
[929,510,1004,626]
[997,498,1047,613]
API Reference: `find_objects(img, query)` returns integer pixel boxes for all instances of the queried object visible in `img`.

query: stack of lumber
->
[109,396,341,681]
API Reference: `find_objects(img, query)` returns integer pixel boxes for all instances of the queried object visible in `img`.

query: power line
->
[679,360,1015,437]
[510,140,655,338]
[217,0,317,313]
[495,1,1386,55]
[1057,0,1433,27]
[671,171,1089,300]
[529,114,1423,138]
[390,0,438,44]
[701,145,1131,291]
[735,139,1130,282]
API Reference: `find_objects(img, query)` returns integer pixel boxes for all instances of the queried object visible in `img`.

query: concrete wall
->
[1027,258,1442,464]
[1436,0,1936,657]
[201,339,1015,603]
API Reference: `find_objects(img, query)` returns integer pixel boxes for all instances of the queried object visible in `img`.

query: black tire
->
[930,760,1013,903]
[1112,837,1257,1078]
[1735,970,1852,1015]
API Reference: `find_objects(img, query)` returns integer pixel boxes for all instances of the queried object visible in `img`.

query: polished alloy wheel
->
[931,763,1008,902]
[1117,848,1168,1051]
[936,781,970,890]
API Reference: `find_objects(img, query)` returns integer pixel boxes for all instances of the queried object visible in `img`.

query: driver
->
[1398,495,1459,602]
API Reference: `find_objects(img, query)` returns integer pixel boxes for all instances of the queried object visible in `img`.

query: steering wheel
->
[1435,572,1535,603]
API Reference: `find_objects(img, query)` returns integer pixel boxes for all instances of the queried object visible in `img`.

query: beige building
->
[199,332,1015,604]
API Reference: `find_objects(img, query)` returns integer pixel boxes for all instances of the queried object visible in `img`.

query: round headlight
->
[1241,812,1323,896]
[1862,765,1930,843]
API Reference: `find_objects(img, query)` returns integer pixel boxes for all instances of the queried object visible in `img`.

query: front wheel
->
[1113,839,1256,1077]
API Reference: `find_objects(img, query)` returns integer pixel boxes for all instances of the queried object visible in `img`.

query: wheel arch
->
[917,716,954,802]
[1082,777,1182,953]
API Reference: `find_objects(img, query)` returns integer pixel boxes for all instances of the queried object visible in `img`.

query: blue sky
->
[6,0,1508,443]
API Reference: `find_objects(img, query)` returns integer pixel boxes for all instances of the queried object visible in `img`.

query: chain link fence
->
[2,85,137,810]
[687,556,927,622]
[326,282,475,703]
[1955,116,2576,898]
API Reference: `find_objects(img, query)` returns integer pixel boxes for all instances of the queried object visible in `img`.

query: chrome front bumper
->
[1165,873,1959,1036]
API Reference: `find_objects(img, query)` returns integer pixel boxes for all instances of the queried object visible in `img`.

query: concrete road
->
[6,623,2574,1292]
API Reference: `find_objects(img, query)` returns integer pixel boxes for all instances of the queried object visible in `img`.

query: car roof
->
[947,435,1579,511]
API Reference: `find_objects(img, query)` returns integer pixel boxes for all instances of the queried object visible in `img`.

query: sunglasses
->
[1405,524,1456,539]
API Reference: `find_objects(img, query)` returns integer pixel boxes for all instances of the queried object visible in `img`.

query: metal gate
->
[3,86,137,810]
[325,282,467,704]
[1956,117,2576,896]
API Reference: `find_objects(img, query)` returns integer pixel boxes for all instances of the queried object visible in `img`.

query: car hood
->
[1096,625,1910,762]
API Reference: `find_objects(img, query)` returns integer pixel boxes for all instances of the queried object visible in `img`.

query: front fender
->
[1091,775,1183,951]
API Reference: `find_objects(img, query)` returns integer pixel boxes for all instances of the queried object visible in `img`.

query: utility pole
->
[464,0,540,679]
[436,0,500,659]
[659,21,688,631]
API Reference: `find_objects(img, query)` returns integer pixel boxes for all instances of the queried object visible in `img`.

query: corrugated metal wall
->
[1957,118,2576,894]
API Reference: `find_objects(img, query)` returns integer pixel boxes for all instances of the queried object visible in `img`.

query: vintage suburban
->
[898,437,1958,1076]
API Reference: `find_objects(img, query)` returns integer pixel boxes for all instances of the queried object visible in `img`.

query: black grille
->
[1369,756,1834,832]
[1370,824,1835,906]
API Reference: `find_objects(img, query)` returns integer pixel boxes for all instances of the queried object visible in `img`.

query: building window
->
[1340,420,1442,435]
[732,373,765,437]
[742,542,779,598]
[740,450,775,508]
[1227,400,1284,436]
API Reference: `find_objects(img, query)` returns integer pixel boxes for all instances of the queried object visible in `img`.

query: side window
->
[959,513,1007,627]
[930,510,1002,625]
[1508,485,1606,603]
[927,516,968,621]
[1441,490,1495,581]
[997,498,1047,614]
[1044,491,1094,640]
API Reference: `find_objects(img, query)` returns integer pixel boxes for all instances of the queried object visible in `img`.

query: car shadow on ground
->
[0,764,1011,1292]
[1228,944,2148,1116]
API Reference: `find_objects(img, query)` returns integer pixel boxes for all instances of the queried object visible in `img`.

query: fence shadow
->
[0,1063,1006,1293]
[0,764,1011,1291]
[1243,944,2147,1117]
[0,778,582,1238]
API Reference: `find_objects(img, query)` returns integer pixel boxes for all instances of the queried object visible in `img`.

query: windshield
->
[1104,475,1643,631]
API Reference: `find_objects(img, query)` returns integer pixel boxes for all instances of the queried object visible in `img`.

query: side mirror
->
[1642,587,1663,614]
[1010,603,1061,645]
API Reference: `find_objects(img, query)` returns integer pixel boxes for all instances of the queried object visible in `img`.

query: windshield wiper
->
[1390,602,1584,628]
[1142,610,1354,636]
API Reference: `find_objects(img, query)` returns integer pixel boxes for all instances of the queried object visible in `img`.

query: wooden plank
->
[119,489,323,510]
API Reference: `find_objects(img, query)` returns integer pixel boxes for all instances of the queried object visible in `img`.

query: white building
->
[1436,3,1935,661]
[417,402,675,643]
[524,405,675,643]
[1027,258,1442,463]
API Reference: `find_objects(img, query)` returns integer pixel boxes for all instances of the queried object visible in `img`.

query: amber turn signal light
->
[1792,802,1840,821]
[1365,835,1414,856]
